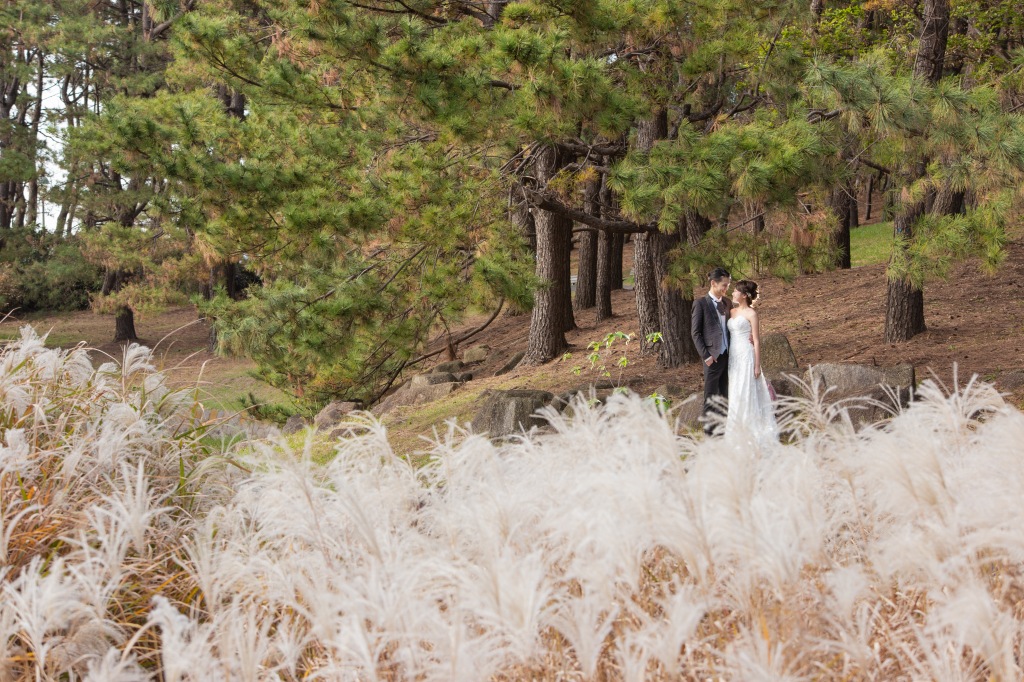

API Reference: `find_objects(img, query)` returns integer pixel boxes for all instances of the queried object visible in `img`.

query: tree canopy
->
[3,0,1024,404]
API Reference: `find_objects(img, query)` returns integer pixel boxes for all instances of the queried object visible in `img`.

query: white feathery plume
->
[84,648,149,682]
[548,597,619,678]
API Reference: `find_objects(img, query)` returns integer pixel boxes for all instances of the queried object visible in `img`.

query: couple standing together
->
[690,267,778,444]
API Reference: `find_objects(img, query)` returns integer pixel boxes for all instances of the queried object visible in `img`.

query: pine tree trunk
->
[596,228,613,320]
[685,209,711,245]
[573,176,599,311]
[653,224,699,367]
[611,233,624,289]
[523,145,573,365]
[633,111,667,352]
[865,174,874,221]
[886,0,948,342]
[932,187,964,216]
[114,305,139,343]
[830,184,852,269]
[504,187,535,317]
[884,277,926,342]
[885,194,927,341]
[633,233,660,352]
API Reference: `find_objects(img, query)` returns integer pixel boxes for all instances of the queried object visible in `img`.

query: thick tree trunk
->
[884,278,926,342]
[596,228,613,320]
[523,145,574,365]
[914,0,950,83]
[885,193,927,341]
[886,0,948,342]
[633,111,667,352]
[573,176,599,311]
[484,0,508,27]
[595,168,614,319]
[611,233,624,289]
[633,234,660,352]
[504,186,536,318]
[932,187,964,216]
[829,184,853,269]
[652,224,699,367]
[114,305,139,343]
[685,209,711,245]
[865,174,874,221]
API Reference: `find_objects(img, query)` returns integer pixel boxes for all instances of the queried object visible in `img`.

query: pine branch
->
[345,1,448,24]
[557,140,628,157]
[526,189,655,234]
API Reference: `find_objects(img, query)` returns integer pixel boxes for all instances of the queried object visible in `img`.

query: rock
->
[314,401,361,430]
[282,414,308,435]
[763,368,800,398]
[412,382,462,404]
[653,384,687,400]
[555,388,580,411]
[761,333,798,370]
[410,372,458,388]
[675,393,704,431]
[371,379,464,417]
[433,360,464,374]
[803,362,915,427]
[454,371,474,383]
[463,345,490,364]
[371,385,409,417]
[494,351,526,376]
[471,389,555,437]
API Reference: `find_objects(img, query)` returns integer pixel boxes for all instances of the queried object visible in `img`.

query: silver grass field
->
[2,328,1024,681]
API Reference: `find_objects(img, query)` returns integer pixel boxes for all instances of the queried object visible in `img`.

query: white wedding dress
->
[725,315,778,446]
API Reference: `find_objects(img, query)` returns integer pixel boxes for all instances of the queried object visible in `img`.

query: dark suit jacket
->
[690,294,732,361]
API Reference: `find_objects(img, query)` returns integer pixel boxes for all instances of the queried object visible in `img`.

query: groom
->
[690,267,732,435]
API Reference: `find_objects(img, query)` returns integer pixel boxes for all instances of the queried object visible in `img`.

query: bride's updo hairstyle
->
[734,280,759,305]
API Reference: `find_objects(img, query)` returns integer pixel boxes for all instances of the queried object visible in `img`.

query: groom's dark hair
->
[708,267,730,282]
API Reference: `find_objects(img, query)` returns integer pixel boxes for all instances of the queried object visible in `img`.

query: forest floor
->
[4,225,1023,453]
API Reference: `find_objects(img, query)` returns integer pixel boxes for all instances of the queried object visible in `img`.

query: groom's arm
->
[690,301,714,365]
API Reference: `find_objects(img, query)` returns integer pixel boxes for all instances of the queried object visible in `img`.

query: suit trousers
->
[702,350,729,434]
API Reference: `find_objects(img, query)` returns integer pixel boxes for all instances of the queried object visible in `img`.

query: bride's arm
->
[751,311,762,378]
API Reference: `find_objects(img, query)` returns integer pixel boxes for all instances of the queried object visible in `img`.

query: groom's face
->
[710,277,731,299]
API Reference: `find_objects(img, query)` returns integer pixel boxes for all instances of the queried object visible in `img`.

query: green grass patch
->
[851,221,893,267]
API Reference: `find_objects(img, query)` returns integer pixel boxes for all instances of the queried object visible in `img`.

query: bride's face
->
[731,289,743,305]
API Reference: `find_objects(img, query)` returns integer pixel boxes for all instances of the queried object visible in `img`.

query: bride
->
[725,280,778,445]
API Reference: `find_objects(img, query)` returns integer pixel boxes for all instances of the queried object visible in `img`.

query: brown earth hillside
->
[411,237,1024,410]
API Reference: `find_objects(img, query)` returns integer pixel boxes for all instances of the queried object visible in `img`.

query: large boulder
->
[463,345,490,364]
[372,377,465,417]
[761,333,798,370]
[282,414,308,435]
[410,372,459,388]
[760,333,800,398]
[314,401,361,430]
[412,382,462,404]
[471,389,555,437]
[674,393,705,432]
[803,363,915,426]
[433,360,464,374]
[494,351,526,377]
